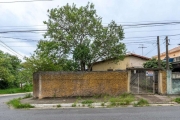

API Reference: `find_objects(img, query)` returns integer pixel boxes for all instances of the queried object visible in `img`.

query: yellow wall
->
[92,56,148,71]
[33,71,128,99]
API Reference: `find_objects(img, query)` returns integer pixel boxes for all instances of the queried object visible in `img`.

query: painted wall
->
[167,71,180,94]
[92,56,148,71]
[33,71,128,99]
[154,50,180,60]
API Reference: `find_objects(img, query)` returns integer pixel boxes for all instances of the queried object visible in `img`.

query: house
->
[92,53,150,71]
[153,46,180,60]
[153,46,180,71]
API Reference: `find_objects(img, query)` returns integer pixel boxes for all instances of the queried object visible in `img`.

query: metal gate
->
[130,70,157,94]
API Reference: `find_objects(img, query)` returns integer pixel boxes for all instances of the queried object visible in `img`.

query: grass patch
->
[109,93,134,106]
[133,99,149,107]
[7,98,34,109]
[0,87,32,94]
[82,100,94,104]
[174,98,180,103]
[23,93,32,99]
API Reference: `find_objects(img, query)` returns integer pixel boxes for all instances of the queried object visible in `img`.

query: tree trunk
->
[80,60,85,71]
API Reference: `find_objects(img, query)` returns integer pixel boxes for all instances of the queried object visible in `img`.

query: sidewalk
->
[20,94,180,109]
[0,92,32,97]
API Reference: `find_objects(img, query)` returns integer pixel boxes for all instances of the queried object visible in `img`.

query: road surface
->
[1,94,180,120]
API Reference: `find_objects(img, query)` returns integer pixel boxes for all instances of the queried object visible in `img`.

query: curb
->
[0,92,32,97]
[30,102,180,109]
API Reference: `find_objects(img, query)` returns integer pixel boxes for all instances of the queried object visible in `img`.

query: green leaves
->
[143,58,172,69]
[0,50,21,88]
[31,2,126,71]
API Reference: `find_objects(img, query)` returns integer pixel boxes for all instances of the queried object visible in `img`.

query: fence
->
[33,71,128,99]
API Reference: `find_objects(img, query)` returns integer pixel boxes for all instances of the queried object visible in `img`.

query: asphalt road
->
[1,94,180,120]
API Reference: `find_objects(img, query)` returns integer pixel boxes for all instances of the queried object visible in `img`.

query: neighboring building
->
[92,53,150,71]
[153,46,180,71]
[153,46,180,60]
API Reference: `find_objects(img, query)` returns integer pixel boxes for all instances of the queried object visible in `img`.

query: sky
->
[0,0,180,60]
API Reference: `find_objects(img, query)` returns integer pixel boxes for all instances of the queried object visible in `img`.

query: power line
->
[0,36,40,41]
[0,29,47,33]
[0,0,53,3]
[0,40,24,57]
[1,21,180,29]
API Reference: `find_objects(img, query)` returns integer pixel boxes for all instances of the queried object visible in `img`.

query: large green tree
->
[0,50,21,88]
[32,2,126,71]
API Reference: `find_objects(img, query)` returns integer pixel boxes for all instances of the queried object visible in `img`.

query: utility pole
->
[138,44,147,56]
[166,36,169,70]
[157,36,161,69]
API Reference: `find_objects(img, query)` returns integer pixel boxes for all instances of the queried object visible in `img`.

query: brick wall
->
[33,71,128,99]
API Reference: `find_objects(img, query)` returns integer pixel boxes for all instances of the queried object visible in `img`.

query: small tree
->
[143,58,172,69]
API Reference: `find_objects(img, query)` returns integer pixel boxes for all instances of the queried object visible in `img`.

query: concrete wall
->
[92,56,147,71]
[33,71,128,99]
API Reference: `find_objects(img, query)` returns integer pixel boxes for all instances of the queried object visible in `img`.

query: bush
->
[23,84,32,92]
[57,104,61,108]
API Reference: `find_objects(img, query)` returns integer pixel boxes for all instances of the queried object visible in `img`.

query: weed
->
[174,98,180,103]
[82,100,94,104]
[77,96,82,101]
[7,98,34,109]
[57,104,61,108]
[23,93,32,99]
[109,93,134,106]
[101,102,105,106]
[133,99,149,107]
[53,93,56,99]
[82,104,85,107]
[72,103,76,107]
[88,103,93,108]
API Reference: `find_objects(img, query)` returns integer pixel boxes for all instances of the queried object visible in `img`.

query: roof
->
[126,53,150,60]
[93,53,150,65]
[153,46,180,58]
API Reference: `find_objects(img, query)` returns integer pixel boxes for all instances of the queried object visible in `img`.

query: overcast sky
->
[0,0,180,60]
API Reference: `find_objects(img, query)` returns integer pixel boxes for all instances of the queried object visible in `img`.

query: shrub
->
[57,104,61,108]
[72,103,76,107]
[23,84,32,92]
[174,98,180,103]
